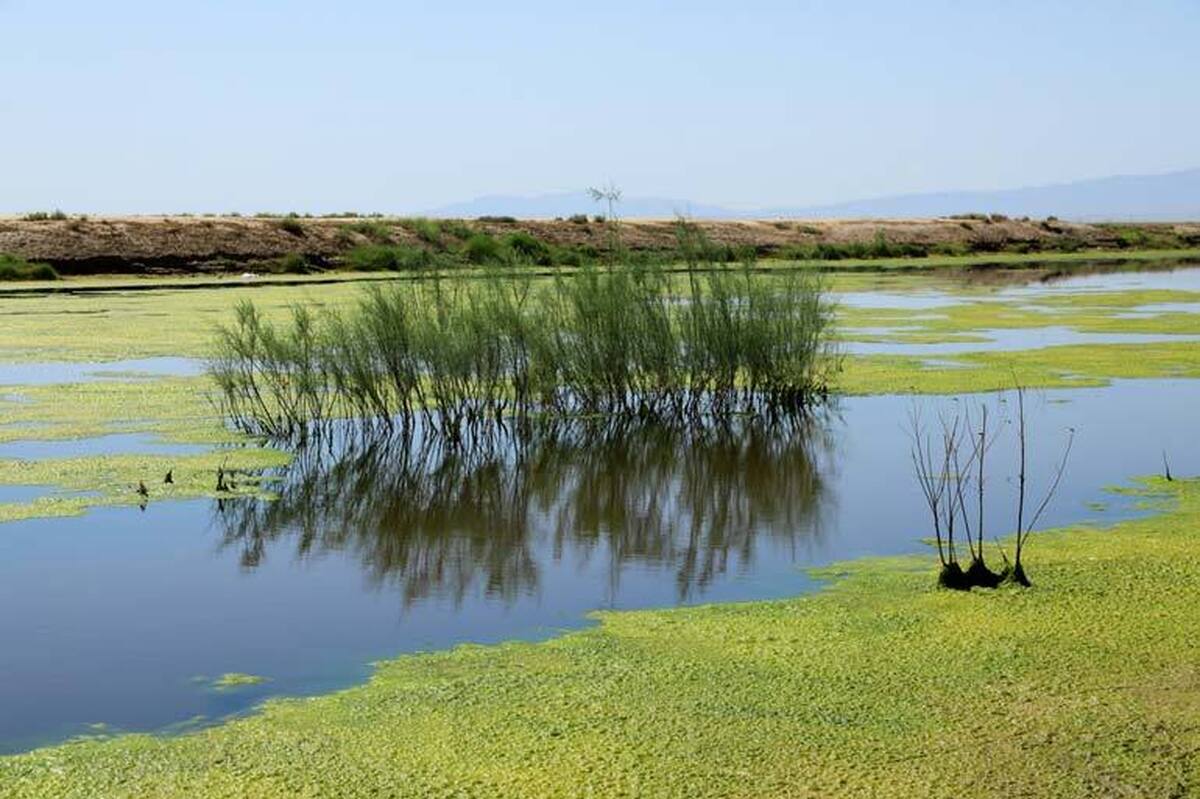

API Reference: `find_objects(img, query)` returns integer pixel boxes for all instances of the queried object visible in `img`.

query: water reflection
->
[216,419,831,605]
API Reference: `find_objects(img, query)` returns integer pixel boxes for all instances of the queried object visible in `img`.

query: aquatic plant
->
[208,255,838,442]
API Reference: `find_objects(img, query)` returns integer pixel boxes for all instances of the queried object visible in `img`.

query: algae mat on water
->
[3,476,1197,797]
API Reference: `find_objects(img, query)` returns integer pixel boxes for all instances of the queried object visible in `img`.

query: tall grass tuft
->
[209,242,838,444]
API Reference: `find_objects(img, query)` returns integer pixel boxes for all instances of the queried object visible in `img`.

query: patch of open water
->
[0,378,1195,753]
[0,485,54,504]
[999,266,1200,296]
[0,357,204,386]
[0,433,208,461]
[1116,302,1200,318]
[844,327,1200,356]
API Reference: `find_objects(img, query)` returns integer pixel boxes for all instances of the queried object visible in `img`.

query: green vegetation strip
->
[838,341,1200,395]
[2,477,1196,797]
[2,338,1198,511]
[0,378,286,521]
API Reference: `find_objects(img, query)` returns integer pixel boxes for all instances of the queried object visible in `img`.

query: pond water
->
[1117,302,1200,318]
[1004,265,1200,295]
[836,266,1200,312]
[0,357,204,386]
[844,328,1200,356]
[0,378,1196,753]
[0,485,55,504]
[0,433,208,461]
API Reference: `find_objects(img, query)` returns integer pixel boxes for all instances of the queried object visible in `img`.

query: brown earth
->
[2,214,1198,275]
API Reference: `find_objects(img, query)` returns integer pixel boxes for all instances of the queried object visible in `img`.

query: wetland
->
[1,249,1198,796]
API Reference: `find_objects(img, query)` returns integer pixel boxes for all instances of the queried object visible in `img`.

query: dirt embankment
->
[2,215,1198,275]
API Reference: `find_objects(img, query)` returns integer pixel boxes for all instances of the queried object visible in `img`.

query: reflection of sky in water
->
[0,378,1196,753]
[0,433,208,461]
[844,327,1200,356]
[999,266,1200,296]
[1116,302,1200,318]
[832,291,961,310]
[0,357,204,386]
[0,485,52,504]
[836,268,1200,314]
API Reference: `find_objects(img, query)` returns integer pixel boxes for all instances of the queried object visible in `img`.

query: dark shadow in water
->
[215,417,833,606]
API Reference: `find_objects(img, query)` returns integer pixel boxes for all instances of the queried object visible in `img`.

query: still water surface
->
[0,378,1196,752]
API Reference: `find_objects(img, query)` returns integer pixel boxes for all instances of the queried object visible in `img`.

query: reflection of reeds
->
[215,417,831,606]
[208,254,838,443]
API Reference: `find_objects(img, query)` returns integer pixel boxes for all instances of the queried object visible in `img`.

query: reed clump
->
[210,251,838,443]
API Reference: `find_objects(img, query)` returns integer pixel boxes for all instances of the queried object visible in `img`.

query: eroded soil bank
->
[3,215,1199,275]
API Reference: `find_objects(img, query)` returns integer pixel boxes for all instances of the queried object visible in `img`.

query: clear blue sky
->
[2,0,1197,214]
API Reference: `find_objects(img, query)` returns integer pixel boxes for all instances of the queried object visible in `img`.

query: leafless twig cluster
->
[910,384,1074,589]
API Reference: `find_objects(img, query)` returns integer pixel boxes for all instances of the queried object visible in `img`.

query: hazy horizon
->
[3,1,1198,214]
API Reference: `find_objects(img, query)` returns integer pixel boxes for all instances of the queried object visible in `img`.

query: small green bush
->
[341,220,394,243]
[345,244,433,272]
[553,247,584,267]
[441,220,473,240]
[273,253,313,274]
[463,233,504,264]
[0,254,59,281]
[504,231,553,265]
[1115,228,1149,248]
[399,217,443,247]
[22,209,68,222]
[276,217,305,236]
[476,215,517,224]
[346,245,400,271]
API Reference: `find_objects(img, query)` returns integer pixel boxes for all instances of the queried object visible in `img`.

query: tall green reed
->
[209,245,838,444]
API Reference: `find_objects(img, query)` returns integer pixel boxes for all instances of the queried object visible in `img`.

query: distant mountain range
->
[423,168,1200,221]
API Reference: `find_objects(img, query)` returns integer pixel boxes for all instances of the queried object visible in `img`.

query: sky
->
[2,0,1198,214]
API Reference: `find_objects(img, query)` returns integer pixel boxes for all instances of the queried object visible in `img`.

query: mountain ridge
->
[422,168,1200,221]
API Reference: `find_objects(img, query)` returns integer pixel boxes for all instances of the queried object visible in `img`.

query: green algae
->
[207,674,268,691]
[2,254,1197,362]
[838,341,1200,395]
[2,477,1198,797]
[0,447,288,522]
[0,378,221,443]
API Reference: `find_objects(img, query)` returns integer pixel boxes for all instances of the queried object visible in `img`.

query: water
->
[844,328,1200,356]
[0,378,1196,753]
[1002,265,1200,296]
[0,485,54,504]
[833,291,959,310]
[0,433,208,461]
[0,357,204,386]
[1117,302,1200,318]
[836,267,1200,313]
